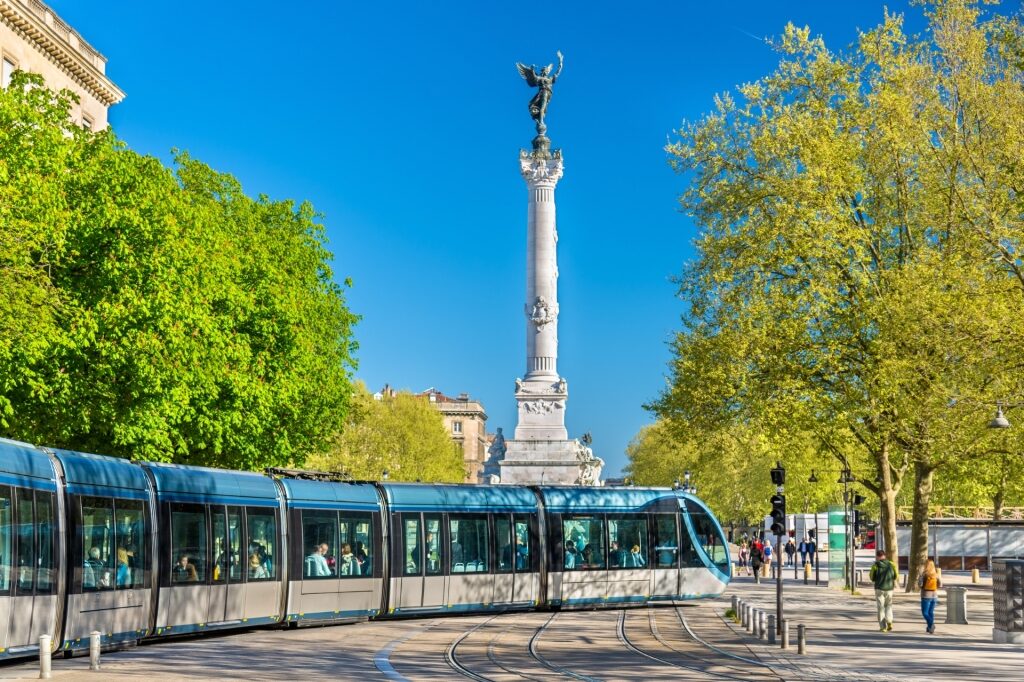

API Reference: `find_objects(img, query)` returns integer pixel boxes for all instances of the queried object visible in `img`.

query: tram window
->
[449,515,488,573]
[654,514,679,569]
[15,488,34,593]
[212,508,228,583]
[423,514,443,576]
[36,493,55,594]
[679,521,702,567]
[513,515,532,572]
[684,500,729,572]
[0,486,10,592]
[608,516,648,569]
[562,516,605,571]
[81,496,115,590]
[339,512,374,578]
[495,515,513,573]
[227,507,243,582]
[302,509,337,579]
[402,515,422,576]
[170,505,206,583]
[246,508,277,580]
[114,499,145,589]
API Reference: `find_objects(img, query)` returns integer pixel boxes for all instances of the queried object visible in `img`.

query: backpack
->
[923,574,938,591]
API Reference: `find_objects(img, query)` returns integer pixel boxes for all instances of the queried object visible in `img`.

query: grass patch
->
[725,607,737,621]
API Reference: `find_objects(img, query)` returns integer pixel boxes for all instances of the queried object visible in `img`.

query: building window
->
[2,57,16,89]
[82,114,93,130]
[452,421,462,434]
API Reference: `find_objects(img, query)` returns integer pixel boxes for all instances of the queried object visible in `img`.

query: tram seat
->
[452,562,465,573]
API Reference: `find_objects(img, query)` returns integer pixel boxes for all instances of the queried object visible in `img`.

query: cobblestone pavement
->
[0,572,1015,680]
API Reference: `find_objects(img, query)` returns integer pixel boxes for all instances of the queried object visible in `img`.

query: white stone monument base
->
[498,439,603,486]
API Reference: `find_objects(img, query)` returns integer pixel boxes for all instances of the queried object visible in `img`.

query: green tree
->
[0,72,358,470]
[306,383,464,483]
[655,0,1024,588]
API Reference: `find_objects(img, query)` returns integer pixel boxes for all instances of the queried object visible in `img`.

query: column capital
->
[519,151,564,186]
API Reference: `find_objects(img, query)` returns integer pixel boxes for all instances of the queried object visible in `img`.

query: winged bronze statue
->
[515,51,563,134]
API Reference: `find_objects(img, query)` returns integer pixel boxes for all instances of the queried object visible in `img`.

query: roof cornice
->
[0,0,124,106]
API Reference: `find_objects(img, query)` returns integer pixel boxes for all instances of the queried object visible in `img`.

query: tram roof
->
[279,478,380,510]
[538,486,686,513]
[143,462,280,506]
[382,483,538,513]
[51,447,151,498]
[0,437,56,487]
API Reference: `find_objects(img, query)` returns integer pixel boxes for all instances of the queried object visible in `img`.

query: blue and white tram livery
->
[0,436,731,663]
[540,487,731,608]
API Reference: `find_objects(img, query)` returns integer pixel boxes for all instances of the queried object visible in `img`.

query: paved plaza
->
[0,562,1019,681]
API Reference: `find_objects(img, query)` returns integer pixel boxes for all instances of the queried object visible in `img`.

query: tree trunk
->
[876,443,899,562]
[993,487,1005,521]
[906,461,935,593]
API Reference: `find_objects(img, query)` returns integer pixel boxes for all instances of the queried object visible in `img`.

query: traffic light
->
[770,493,786,536]
[770,462,786,486]
[853,509,861,538]
[852,493,865,507]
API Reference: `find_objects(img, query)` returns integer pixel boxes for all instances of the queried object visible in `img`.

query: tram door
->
[652,513,681,597]
[208,507,246,624]
[395,514,446,610]
[6,488,57,650]
[511,515,537,603]
[421,515,445,607]
[493,515,514,604]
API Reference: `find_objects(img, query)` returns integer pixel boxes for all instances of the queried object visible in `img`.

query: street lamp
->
[989,403,1011,429]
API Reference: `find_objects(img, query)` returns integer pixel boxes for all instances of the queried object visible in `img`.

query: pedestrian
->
[806,536,817,567]
[869,549,898,632]
[750,542,764,584]
[798,537,809,566]
[762,541,773,576]
[738,541,750,576]
[785,538,796,567]
[918,559,942,634]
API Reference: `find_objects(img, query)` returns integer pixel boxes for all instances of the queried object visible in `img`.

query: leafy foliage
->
[0,72,358,470]
[639,1,1024,571]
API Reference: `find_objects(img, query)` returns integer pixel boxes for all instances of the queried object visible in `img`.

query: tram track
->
[615,607,782,682]
[445,611,600,682]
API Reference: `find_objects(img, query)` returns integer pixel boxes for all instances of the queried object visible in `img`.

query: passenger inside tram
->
[339,543,358,575]
[172,554,199,583]
[83,546,104,589]
[305,544,330,577]
[115,547,131,587]
[249,552,268,579]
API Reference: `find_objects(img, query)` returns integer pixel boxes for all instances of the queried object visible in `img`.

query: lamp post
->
[838,465,855,592]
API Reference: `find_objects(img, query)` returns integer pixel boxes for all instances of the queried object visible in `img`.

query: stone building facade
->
[0,0,124,129]
[419,389,489,484]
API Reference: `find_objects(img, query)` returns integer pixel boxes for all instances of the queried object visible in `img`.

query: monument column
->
[499,52,603,486]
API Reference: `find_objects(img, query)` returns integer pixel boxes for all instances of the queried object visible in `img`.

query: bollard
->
[758,610,767,640]
[937,567,943,581]
[743,604,750,631]
[89,631,101,672]
[746,606,754,633]
[732,596,739,620]
[767,615,777,644]
[804,562,811,585]
[972,567,980,584]
[781,620,790,649]
[855,569,863,585]
[797,624,807,654]
[38,634,51,680]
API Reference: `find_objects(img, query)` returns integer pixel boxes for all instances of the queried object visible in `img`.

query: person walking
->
[869,549,898,632]
[918,559,942,634]
[785,538,797,567]
[798,537,809,566]
[806,536,817,567]
[738,541,750,576]
[762,541,773,577]
[750,543,764,584]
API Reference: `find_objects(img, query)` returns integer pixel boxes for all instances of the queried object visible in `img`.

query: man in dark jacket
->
[750,543,764,584]
[869,549,898,631]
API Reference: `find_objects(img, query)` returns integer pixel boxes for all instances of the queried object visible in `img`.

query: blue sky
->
[48,0,928,475]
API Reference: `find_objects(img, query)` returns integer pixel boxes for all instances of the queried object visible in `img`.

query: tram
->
[0,437,730,661]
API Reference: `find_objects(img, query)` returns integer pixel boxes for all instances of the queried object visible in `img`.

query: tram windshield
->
[683,499,730,574]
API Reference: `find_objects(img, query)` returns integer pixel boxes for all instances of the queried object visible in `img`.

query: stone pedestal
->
[498,143,603,486]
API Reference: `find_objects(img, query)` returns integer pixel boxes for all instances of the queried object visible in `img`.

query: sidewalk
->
[722,570,1017,681]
